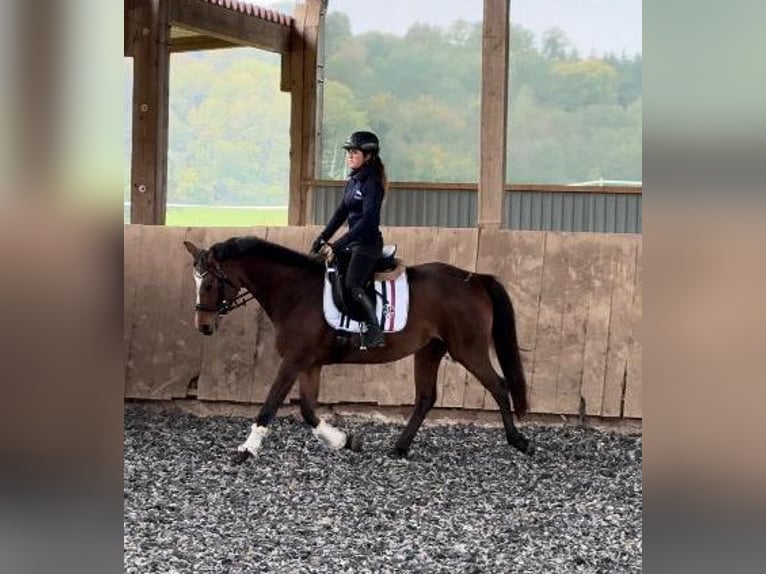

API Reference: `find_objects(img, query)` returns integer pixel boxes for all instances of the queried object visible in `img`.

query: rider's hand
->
[310,236,326,255]
[319,242,335,264]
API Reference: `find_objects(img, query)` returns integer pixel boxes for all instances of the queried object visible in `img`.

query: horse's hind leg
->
[392,339,447,458]
[298,366,321,428]
[299,367,361,452]
[454,351,533,455]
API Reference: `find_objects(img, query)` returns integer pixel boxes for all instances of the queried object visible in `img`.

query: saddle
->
[328,244,402,322]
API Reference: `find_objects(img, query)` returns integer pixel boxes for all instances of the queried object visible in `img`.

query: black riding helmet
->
[342,131,380,153]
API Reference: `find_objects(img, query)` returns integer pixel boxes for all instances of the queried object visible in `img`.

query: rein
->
[216,291,256,316]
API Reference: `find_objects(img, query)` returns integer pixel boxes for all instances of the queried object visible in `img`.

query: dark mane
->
[210,236,324,273]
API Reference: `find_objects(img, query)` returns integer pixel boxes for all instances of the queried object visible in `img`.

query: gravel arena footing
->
[124,404,642,573]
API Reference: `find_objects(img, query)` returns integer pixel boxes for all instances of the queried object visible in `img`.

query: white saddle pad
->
[323,271,410,333]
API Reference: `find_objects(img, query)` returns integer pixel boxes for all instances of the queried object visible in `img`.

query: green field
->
[124,205,288,226]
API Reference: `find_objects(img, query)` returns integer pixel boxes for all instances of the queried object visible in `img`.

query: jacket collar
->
[349,163,376,182]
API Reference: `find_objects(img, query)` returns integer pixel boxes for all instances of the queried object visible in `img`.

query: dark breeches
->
[344,243,381,293]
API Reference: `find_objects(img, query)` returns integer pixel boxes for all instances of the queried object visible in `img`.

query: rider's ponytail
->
[366,154,388,198]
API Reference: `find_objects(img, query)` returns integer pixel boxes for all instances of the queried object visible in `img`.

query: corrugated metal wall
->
[313,184,642,233]
[505,191,642,233]
[314,185,478,228]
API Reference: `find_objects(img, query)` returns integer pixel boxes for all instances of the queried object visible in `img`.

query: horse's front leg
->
[299,366,362,452]
[233,359,300,464]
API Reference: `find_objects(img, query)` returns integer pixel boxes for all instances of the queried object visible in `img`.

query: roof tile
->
[202,0,293,26]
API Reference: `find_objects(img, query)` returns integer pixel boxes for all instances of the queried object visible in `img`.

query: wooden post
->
[124,0,136,57]
[478,0,510,229]
[302,0,326,226]
[288,0,325,226]
[129,0,170,225]
[287,4,306,226]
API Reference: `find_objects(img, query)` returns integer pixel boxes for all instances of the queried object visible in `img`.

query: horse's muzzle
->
[195,312,218,335]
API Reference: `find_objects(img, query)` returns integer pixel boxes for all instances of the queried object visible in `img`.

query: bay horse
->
[183,236,533,462]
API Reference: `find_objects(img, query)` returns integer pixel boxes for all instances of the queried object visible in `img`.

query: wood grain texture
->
[578,236,617,416]
[287,3,307,226]
[624,239,642,418]
[554,235,595,415]
[129,0,170,225]
[169,0,291,53]
[125,225,201,399]
[529,233,567,413]
[123,224,142,391]
[123,226,642,419]
[602,236,640,416]
[478,0,509,228]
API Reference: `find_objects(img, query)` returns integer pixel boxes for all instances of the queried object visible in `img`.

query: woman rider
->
[311,131,387,348]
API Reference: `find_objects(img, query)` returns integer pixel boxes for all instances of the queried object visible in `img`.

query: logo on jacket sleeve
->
[353,187,363,200]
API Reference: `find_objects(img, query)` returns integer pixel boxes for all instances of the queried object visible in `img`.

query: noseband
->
[194,266,254,316]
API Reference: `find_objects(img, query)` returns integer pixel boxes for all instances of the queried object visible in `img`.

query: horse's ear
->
[183,240,201,258]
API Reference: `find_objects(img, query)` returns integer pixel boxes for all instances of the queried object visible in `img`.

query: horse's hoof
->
[510,435,534,456]
[232,450,252,465]
[345,433,363,452]
[388,447,409,459]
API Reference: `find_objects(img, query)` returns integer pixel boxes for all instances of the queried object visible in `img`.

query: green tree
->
[321,81,370,178]
[126,12,642,200]
[172,56,290,205]
[541,27,571,60]
[547,59,618,109]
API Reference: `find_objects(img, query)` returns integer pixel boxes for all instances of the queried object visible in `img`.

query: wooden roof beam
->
[169,0,292,54]
[169,34,238,53]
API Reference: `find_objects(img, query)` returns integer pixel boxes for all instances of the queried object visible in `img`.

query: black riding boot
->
[351,288,385,348]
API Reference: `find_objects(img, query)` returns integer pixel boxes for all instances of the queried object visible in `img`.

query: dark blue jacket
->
[320,163,384,251]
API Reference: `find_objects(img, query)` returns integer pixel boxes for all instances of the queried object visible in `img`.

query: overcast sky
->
[321,0,641,56]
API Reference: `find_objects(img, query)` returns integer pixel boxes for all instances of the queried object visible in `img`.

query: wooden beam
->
[287,0,325,226]
[169,34,238,52]
[287,3,307,226]
[169,0,291,54]
[280,50,292,93]
[125,0,137,57]
[129,0,170,225]
[300,0,325,225]
[478,0,510,229]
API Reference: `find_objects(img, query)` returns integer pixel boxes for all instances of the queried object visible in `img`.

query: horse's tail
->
[478,275,529,416]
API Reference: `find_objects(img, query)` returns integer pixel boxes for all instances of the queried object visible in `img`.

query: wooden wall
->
[124,225,642,418]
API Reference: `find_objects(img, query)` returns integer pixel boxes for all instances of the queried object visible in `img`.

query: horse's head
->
[183,241,242,336]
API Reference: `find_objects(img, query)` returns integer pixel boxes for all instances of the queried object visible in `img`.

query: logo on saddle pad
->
[323,272,410,334]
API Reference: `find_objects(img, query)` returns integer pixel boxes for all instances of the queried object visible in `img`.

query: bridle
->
[193,263,254,316]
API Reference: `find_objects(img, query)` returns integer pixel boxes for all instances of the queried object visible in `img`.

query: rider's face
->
[346,149,365,170]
